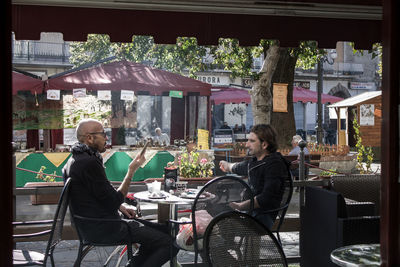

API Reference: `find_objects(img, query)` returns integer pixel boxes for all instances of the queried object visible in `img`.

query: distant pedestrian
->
[221,122,231,129]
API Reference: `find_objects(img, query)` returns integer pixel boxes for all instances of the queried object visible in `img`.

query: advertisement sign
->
[294,81,310,89]
[97,90,111,100]
[197,129,209,150]
[73,88,86,98]
[169,90,183,98]
[120,90,135,101]
[47,90,60,100]
[350,82,375,90]
[214,135,233,144]
[273,83,288,113]
[360,104,375,126]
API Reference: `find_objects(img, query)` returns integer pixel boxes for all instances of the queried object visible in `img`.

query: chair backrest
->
[266,173,294,235]
[331,174,380,215]
[43,178,71,263]
[191,175,254,252]
[204,211,288,267]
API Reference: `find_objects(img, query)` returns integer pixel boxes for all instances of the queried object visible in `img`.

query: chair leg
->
[126,243,133,267]
[276,232,282,245]
[49,250,56,267]
[73,244,87,267]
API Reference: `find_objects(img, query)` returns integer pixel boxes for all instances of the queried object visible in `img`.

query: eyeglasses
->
[88,132,107,138]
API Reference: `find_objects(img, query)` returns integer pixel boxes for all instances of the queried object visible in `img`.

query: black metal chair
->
[203,210,288,267]
[260,173,294,244]
[170,175,254,265]
[68,183,135,267]
[13,178,71,266]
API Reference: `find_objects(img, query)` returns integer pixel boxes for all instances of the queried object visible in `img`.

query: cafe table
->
[330,244,380,267]
[134,190,194,267]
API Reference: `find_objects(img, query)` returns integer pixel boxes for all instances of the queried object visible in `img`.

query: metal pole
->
[298,140,307,207]
[317,58,324,144]
[303,102,307,136]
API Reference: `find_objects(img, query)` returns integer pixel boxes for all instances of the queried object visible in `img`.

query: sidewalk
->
[16,231,300,267]
[15,192,302,266]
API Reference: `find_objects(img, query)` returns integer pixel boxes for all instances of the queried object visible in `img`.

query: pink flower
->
[200,158,208,164]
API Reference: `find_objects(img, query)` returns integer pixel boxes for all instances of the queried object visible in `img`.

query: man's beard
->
[91,142,106,153]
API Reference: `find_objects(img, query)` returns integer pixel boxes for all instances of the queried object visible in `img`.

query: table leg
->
[169,203,178,267]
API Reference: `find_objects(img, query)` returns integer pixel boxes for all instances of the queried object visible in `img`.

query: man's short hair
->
[76,118,101,141]
[292,135,303,144]
[155,127,161,133]
[250,124,278,153]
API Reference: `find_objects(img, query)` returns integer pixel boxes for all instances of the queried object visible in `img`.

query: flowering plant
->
[173,148,214,178]
[36,166,57,182]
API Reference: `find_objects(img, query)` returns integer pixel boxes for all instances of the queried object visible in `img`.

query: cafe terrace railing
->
[279,144,350,157]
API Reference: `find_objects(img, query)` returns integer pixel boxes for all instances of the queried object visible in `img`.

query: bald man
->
[63,119,178,267]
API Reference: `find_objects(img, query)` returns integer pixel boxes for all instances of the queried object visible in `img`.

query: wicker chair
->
[170,175,254,265]
[204,211,288,267]
[300,186,380,267]
[13,178,71,266]
[331,174,381,215]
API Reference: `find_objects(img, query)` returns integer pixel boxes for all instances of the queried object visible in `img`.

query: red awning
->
[12,71,43,95]
[293,87,343,104]
[211,87,251,105]
[46,60,211,96]
[211,86,343,105]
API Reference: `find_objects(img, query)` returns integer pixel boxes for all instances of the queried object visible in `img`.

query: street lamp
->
[317,50,337,144]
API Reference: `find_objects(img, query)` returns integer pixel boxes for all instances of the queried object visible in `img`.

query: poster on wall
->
[273,83,288,112]
[197,129,209,150]
[13,94,64,130]
[73,88,87,98]
[47,90,60,100]
[360,104,375,126]
[97,90,111,100]
[121,90,135,101]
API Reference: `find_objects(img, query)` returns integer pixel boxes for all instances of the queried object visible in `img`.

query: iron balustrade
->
[12,40,70,63]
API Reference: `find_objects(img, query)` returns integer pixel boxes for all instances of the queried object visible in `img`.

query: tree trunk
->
[251,44,297,149]
[251,44,280,125]
[271,48,297,149]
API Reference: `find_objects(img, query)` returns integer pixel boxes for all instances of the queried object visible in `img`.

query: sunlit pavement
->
[16,231,300,267]
[15,162,382,266]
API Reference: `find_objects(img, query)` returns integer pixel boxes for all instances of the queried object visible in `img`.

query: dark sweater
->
[232,152,291,215]
[63,143,124,241]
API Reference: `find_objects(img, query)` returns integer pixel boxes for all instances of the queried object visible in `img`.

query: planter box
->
[24,181,64,205]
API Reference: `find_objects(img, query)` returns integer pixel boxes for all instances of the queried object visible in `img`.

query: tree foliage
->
[350,42,382,77]
[70,35,323,79]
[70,34,207,77]
[69,35,326,147]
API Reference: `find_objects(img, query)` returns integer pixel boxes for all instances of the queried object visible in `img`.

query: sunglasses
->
[88,132,107,138]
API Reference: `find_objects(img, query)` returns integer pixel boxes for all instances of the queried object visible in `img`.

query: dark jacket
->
[63,143,124,242]
[232,152,291,218]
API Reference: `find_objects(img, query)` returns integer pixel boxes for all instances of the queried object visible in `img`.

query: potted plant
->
[24,166,64,205]
[162,148,215,186]
[177,147,214,178]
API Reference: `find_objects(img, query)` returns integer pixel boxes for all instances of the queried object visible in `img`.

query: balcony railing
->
[12,40,70,63]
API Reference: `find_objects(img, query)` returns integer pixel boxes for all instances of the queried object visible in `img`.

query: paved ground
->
[15,192,301,266]
[16,232,300,267]
[16,162,382,266]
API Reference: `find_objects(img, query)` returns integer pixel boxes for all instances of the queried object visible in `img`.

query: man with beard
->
[63,119,178,266]
[219,124,291,229]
